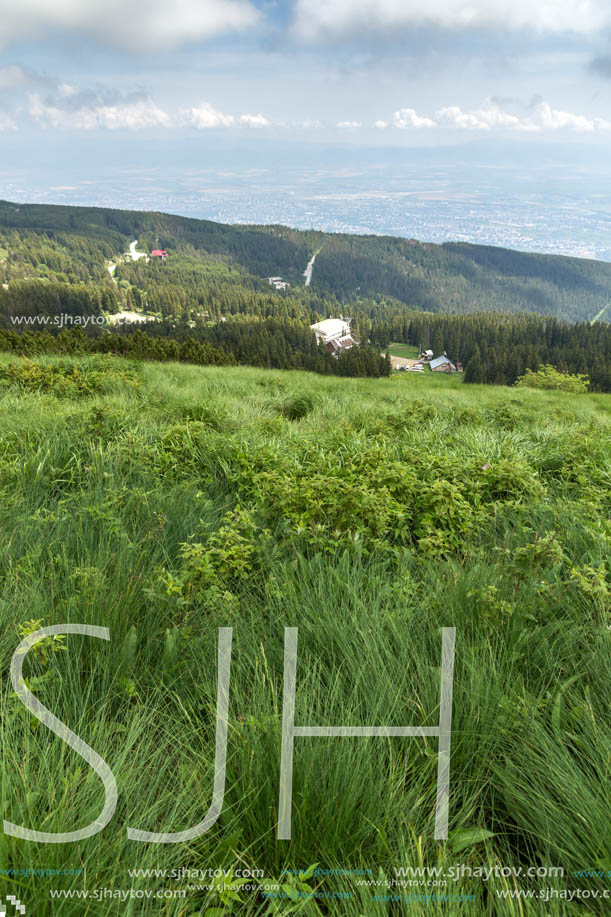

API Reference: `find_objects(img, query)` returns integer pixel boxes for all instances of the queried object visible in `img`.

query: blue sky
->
[1,0,611,142]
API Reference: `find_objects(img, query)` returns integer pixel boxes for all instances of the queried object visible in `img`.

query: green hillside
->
[2,199,611,322]
[0,354,609,914]
[1,200,610,390]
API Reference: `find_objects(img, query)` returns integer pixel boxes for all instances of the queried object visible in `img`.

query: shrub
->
[280,392,315,421]
[0,355,138,396]
[515,364,590,393]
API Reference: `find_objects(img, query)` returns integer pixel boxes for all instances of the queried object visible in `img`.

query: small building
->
[268,276,290,291]
[326,334,356,355]
[152,249,168,259]
[430,355,457,373]
[456,361,463,372]
[410,362,424,372]
[420,349,434,361]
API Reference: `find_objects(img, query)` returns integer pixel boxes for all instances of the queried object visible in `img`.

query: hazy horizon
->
[3,134,611,261]
[2,0,611,259]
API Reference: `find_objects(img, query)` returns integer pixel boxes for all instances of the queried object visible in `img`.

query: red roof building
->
[151,249,168,258]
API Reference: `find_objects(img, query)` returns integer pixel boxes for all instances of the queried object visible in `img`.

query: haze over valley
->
[3,137,611,261]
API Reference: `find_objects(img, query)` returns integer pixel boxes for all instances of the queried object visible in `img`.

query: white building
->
[268,276,290,291]
[310,318,355,357]
[310,318,350,344]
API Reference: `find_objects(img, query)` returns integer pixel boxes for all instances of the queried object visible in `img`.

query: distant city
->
[3,138,611,261]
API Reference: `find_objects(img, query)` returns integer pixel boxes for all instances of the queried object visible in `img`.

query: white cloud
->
[393,107,437,129]
[28,90,171,130]
[0,0,259,51]
[25,89,271,132]
[337,120,362,128]
[239,113,270,127]
[186,102,236,128]
[436,104,512,130]
[292,0,609,41]
[436,100,611,132]
[374,98,611,133]
[532,100,610,131]
[185,103,271,129]
[436,105,486,130]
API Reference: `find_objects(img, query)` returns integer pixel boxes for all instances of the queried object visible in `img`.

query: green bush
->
[515,363,590,392]
[280,392,315,421]
[0,355,138,396]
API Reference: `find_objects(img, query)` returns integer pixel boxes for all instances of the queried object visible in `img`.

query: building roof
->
[429,355,455,370]
[152,249,167,256]
[311,318,350,338]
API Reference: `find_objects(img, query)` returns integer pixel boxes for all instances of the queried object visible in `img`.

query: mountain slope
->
[1,199,611,322]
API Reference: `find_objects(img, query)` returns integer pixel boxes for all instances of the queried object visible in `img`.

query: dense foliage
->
[3,200,611,323]
[0,356,609,914]
[311,236,611,322]
[0,324,391,378]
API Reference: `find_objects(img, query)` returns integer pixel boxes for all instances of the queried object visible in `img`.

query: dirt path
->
[129,240,147,261]
[303,249,319,286]
[384,355,421,370]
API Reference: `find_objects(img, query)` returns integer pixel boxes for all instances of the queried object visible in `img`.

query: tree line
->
[374,312,611,392]
[0,323,391,379]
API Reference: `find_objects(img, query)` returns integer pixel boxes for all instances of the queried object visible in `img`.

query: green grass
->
[386,342,420,359]
[0,354,609,915]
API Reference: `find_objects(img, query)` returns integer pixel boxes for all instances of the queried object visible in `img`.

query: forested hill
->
[1,199,611,324]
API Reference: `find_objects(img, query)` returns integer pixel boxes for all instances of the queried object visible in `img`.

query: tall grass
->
[0,355,609,914]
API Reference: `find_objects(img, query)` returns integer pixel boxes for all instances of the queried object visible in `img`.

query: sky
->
[1,0,611,142]
[1,1,611,256]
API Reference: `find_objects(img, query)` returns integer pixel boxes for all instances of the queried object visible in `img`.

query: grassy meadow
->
[386,343,420,360]
[0,353,609,915]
